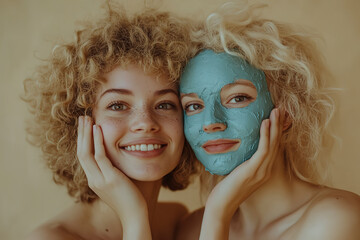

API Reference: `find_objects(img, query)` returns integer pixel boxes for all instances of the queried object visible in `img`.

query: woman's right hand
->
[200,108,284,240]
[77,116,151,240]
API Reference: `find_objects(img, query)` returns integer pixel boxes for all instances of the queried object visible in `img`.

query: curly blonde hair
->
[190,2,335,188]
[23,6,198,203]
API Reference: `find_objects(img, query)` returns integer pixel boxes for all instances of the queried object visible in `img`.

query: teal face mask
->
[180,50,274,175]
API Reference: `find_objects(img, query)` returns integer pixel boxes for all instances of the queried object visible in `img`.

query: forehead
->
[101,65,176,90]
[180,50,265,94]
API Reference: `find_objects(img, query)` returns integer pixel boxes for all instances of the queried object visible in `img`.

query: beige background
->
[1,0,359,239]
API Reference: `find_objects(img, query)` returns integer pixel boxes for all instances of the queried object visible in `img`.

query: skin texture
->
[175,103,360,240]
[27,65,188,240]
[180,50,274,175]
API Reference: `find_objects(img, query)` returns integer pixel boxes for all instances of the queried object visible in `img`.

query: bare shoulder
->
[175,207,205,240]
[297,188,360,239]
[26,223,79,240]
[26,204,88,240]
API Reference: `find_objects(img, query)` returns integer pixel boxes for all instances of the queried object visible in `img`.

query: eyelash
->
[156,101,177,110]
[184,103,204,112]
[106,101,177,111]
[107,101,129,111]
[227,94,253,104]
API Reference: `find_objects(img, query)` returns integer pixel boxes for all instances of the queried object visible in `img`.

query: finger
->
[93,124,119,178]
[83,116,94,155]
[77,116,84,156]
[262,108,280,170]
[78,116,102,178]
[267,108,281,158]
[247,118,270,169]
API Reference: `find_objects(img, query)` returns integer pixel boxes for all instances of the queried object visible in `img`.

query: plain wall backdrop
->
[1,0,359,239]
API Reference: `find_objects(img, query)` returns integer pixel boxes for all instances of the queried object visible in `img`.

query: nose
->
[203,122,227,133]
[130,110,160,133]
[201,98,227,133]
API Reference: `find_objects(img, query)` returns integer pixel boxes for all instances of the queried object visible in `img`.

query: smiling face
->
[180,50,274,175]
[92,65,184,181]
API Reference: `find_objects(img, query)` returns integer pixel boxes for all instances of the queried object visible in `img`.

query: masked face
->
[180,50,274,175]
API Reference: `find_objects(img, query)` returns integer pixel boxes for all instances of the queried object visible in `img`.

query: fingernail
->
[93,124,97,134]
[85,116,91,126]
[263,119,269,127]
[275,108,279,118]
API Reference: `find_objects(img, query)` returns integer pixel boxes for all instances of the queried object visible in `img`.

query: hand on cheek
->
[77,116,151,239]
[200,108,284,240]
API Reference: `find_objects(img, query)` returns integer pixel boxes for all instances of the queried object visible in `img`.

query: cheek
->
[96,117,126,147]
[159,114,184,142]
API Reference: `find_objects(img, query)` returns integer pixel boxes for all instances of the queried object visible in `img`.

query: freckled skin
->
[93,65,185,181]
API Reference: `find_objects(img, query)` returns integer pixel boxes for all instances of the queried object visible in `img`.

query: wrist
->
[200,207,231,240]
[205,196,238,222]
[121,209,151,240]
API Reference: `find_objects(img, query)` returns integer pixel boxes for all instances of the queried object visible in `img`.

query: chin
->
[121,165,172,182]
[125,173,166,182]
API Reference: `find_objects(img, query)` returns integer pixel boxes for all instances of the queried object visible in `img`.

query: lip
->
[202,139,241,154]
[119,138,168,159]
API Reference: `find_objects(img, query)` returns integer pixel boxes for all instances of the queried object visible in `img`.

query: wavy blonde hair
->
[190,2,335,191]
[23,6,198,203]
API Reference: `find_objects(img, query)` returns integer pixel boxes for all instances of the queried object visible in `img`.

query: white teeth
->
[123,144,162,152]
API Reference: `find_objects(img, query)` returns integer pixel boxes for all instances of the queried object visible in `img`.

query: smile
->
[119,140,168,158]
[122,144,165,152]
[202,139,241,154]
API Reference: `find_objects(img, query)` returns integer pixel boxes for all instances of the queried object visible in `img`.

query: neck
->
[236,152,319,231]
[132,179,162,224]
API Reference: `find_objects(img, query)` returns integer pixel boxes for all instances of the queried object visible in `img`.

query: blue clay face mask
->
[180,50,274,175]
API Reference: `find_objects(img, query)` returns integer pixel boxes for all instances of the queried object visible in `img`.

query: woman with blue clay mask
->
[176,2,360,240]
[180,49,274,175]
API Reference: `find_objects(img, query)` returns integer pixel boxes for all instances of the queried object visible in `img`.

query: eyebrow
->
[100,89,132,98]
[100,88,178,98]
[155,89,178,96]
[180,93,198,100]
[233,79,257,89]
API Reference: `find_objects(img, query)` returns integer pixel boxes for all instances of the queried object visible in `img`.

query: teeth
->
[123,144,162,152]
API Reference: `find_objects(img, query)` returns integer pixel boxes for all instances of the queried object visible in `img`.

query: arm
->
[77,116,151,240]
[199,108,283,240]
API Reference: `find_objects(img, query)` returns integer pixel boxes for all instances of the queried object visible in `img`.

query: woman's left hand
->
[200,108,284,240]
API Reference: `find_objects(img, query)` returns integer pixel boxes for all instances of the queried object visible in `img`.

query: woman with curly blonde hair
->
[23,5,197,240]
[176,2,360,239]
